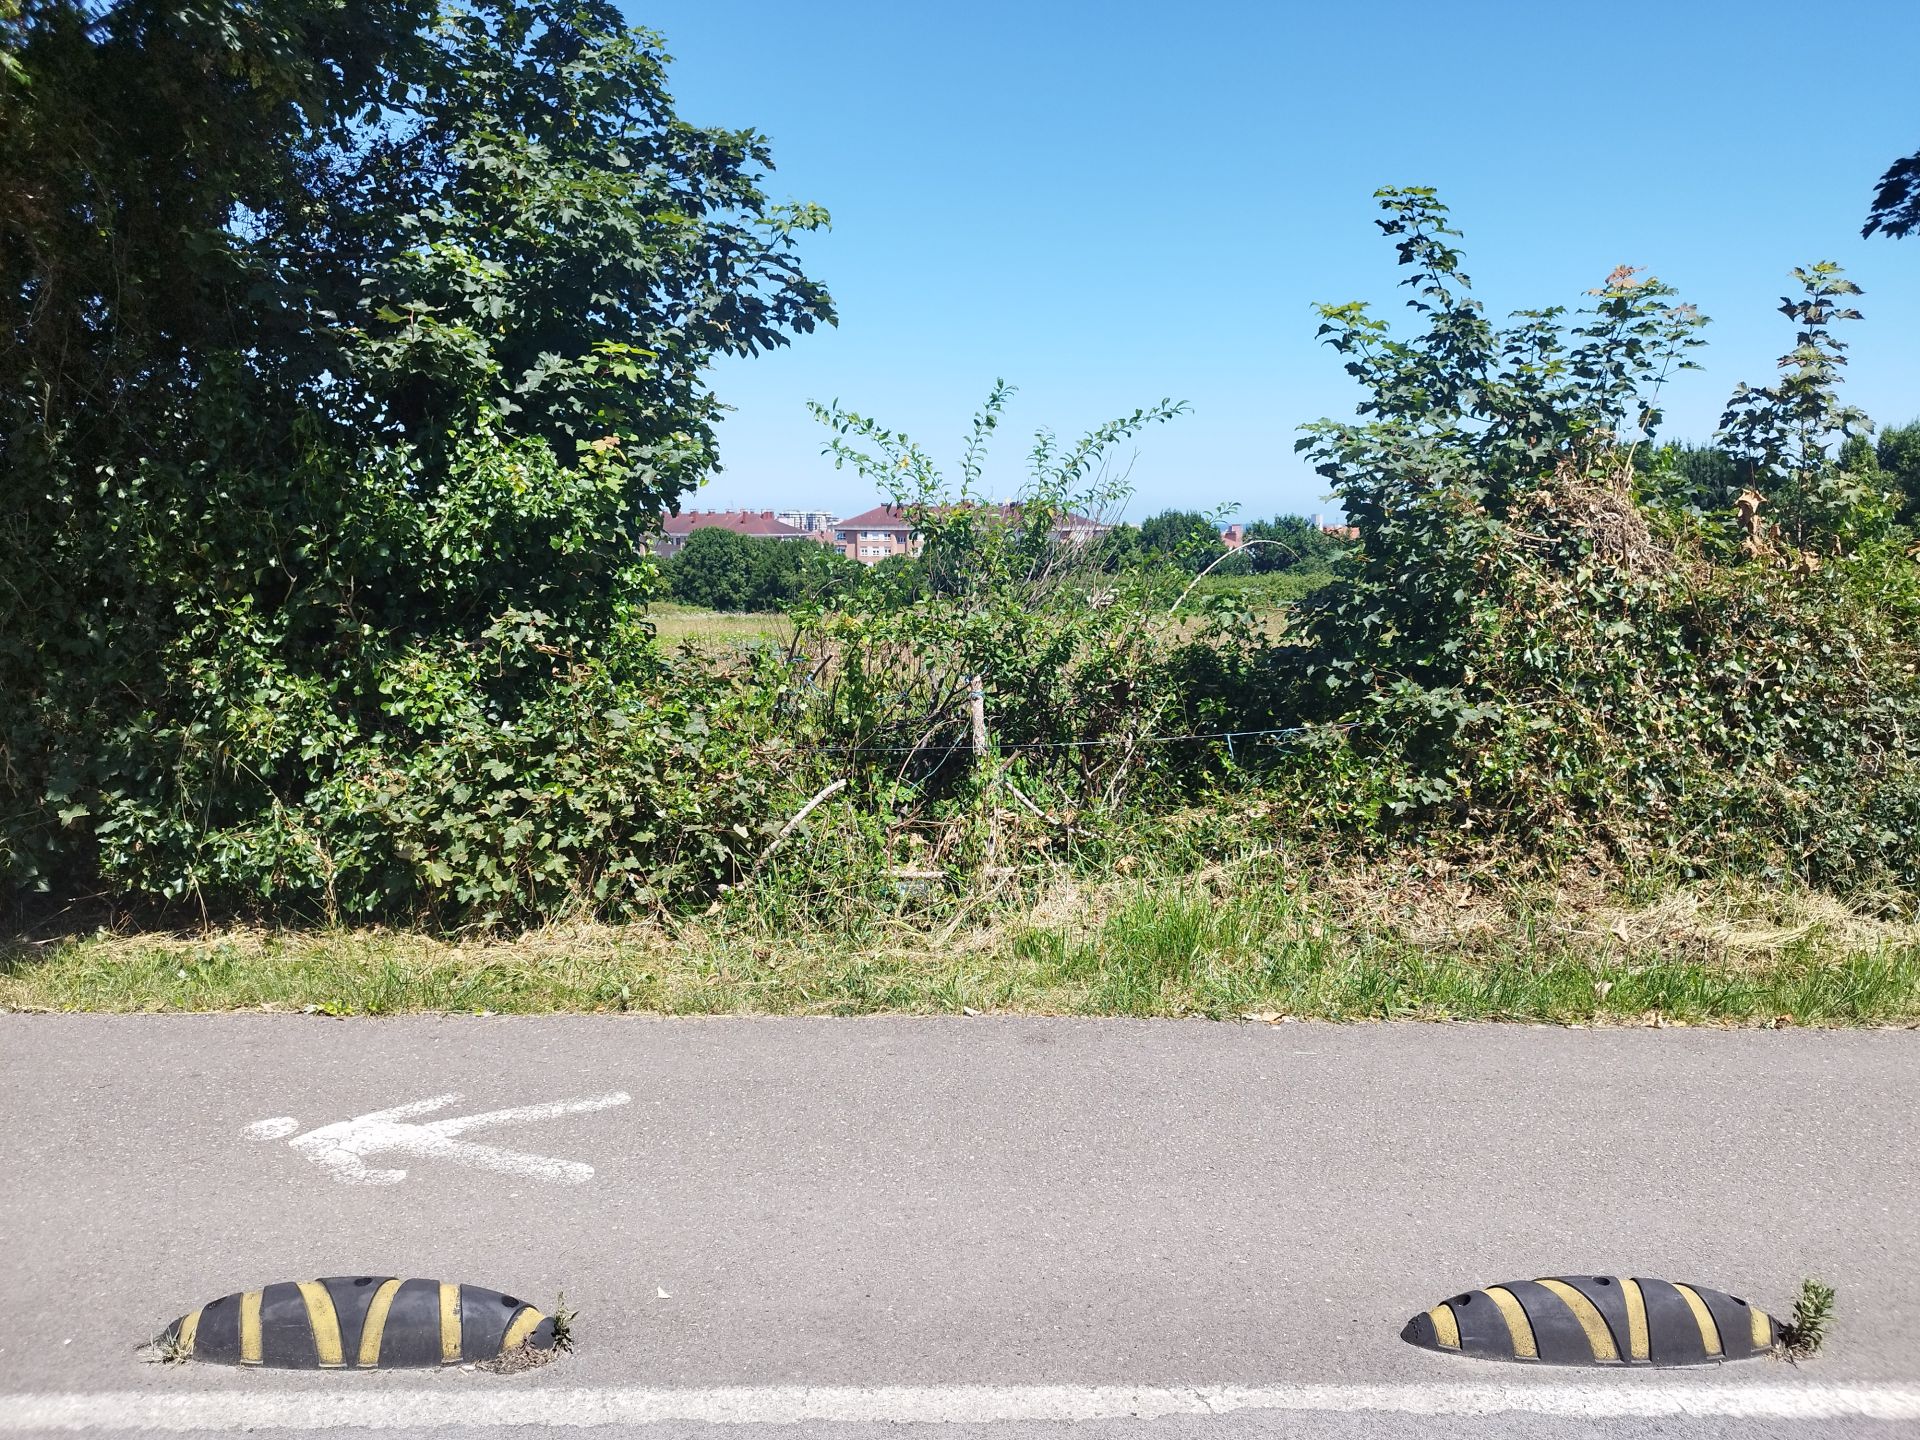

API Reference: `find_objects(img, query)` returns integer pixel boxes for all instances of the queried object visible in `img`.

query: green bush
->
[1283,189,1920,892]
[84,631,798,925]
[798,383,1296,817]
[2,0,832,921]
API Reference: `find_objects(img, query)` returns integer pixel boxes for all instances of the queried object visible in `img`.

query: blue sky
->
[632,0,1919,523]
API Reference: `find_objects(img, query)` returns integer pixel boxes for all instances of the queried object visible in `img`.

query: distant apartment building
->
[774,508,838,536]
[653,509,815,557]
[1311,514,1359,541]
[831,504,919,562]
[1220,518,1355,548]
[830,502,1110,565]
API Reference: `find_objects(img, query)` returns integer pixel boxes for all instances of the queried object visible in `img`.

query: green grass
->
[646,603,792,647]
[1183,568,1338,607]
[6,866,1918,1024]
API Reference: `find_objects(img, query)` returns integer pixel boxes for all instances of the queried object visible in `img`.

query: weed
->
[1779,1278,1837,1359]
[141,1323,192,1365]
[548,1292,578,1353]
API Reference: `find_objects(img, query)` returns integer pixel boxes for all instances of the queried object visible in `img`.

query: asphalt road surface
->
[1,1016,1916,1438]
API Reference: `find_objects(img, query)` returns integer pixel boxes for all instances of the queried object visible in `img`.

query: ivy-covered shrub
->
[77,620,798,926]
[1284,190,1920,892]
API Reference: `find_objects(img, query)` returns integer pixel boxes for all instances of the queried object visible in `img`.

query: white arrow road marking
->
[5,1384,1920,1431]
[245,1090,631,1185]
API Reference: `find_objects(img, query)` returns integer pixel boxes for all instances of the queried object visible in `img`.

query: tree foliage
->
[1716,264,1881,546]
[665,529,859,612]
[1,0,832,917]
[1874,419,1920,526]
[790,384,1267,814]
[1136,510,1223,572]
[1864,148,1920,240]
[1233,516,1352,574]
[1288,189,1920,891]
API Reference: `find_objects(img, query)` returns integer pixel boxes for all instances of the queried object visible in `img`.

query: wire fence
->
[800,721,1353,758]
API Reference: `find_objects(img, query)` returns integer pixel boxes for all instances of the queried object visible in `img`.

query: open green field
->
[649,569,1332,647]
[1183,568,1336,607]
[647,603,792,647]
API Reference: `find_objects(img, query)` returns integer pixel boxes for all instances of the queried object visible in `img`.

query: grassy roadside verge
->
[6,862,1918,1024]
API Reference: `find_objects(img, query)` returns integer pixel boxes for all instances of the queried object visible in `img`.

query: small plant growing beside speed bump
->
[142,1327,193,1365]
[476,1291,578,1374]
[1779,1279,1836,1359]
[548,1292,578,1353]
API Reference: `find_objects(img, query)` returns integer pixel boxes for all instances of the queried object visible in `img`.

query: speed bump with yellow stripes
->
[161,1277,556,1368]
[1403,1276,1778,1366]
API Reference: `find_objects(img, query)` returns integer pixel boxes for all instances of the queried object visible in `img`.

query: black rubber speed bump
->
[161,1277,555,1368]
[1403,1276,1777,1366]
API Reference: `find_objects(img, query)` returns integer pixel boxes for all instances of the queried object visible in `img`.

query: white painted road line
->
[6,1383,1920,1430]
[244,1090,633,1185]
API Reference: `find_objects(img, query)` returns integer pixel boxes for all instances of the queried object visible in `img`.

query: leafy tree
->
[1137,510,1224,572]
[1237,515,1350,573]
[1717,264,1882,546]
[1642,442,1744,512]
[1864,149,1920,239]
[666,530,857,612]
[1297,191,1705,755]
[1091,522,1143,572]
[668,529,757,611]
[1876,419,1920,526]
[1,0,833,916]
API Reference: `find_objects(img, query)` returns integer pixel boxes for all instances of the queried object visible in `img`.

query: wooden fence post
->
[966,672,1005,874]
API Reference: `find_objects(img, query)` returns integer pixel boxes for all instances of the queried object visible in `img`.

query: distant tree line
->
[658,426,1920,614]
[657,510,1356,610]
[1654,422,1920,530]
[662,528,862,611]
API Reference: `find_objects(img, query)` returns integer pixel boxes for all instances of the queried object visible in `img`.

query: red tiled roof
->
[833,504,915,531]
[662,509,808,539]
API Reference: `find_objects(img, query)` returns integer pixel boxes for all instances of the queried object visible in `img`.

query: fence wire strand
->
[798,722,1353,758]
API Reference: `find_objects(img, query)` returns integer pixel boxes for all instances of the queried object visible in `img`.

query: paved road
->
[1,1016,1916,1437]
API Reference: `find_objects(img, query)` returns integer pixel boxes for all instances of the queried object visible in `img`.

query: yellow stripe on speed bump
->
[296,1282,345,1368]
[358,1279,403,1368]
[500,1307,547,1351]
[1619,1278,1650,1361]
[1483,1286,1538,1360]
[1535,1279,1620,1362]
[1673,1283,1723,1356]
[1752,1308,1772,1349]
[239,1291,263,1366]
[439,1283,463,1364]
[176,1308,202,1358]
